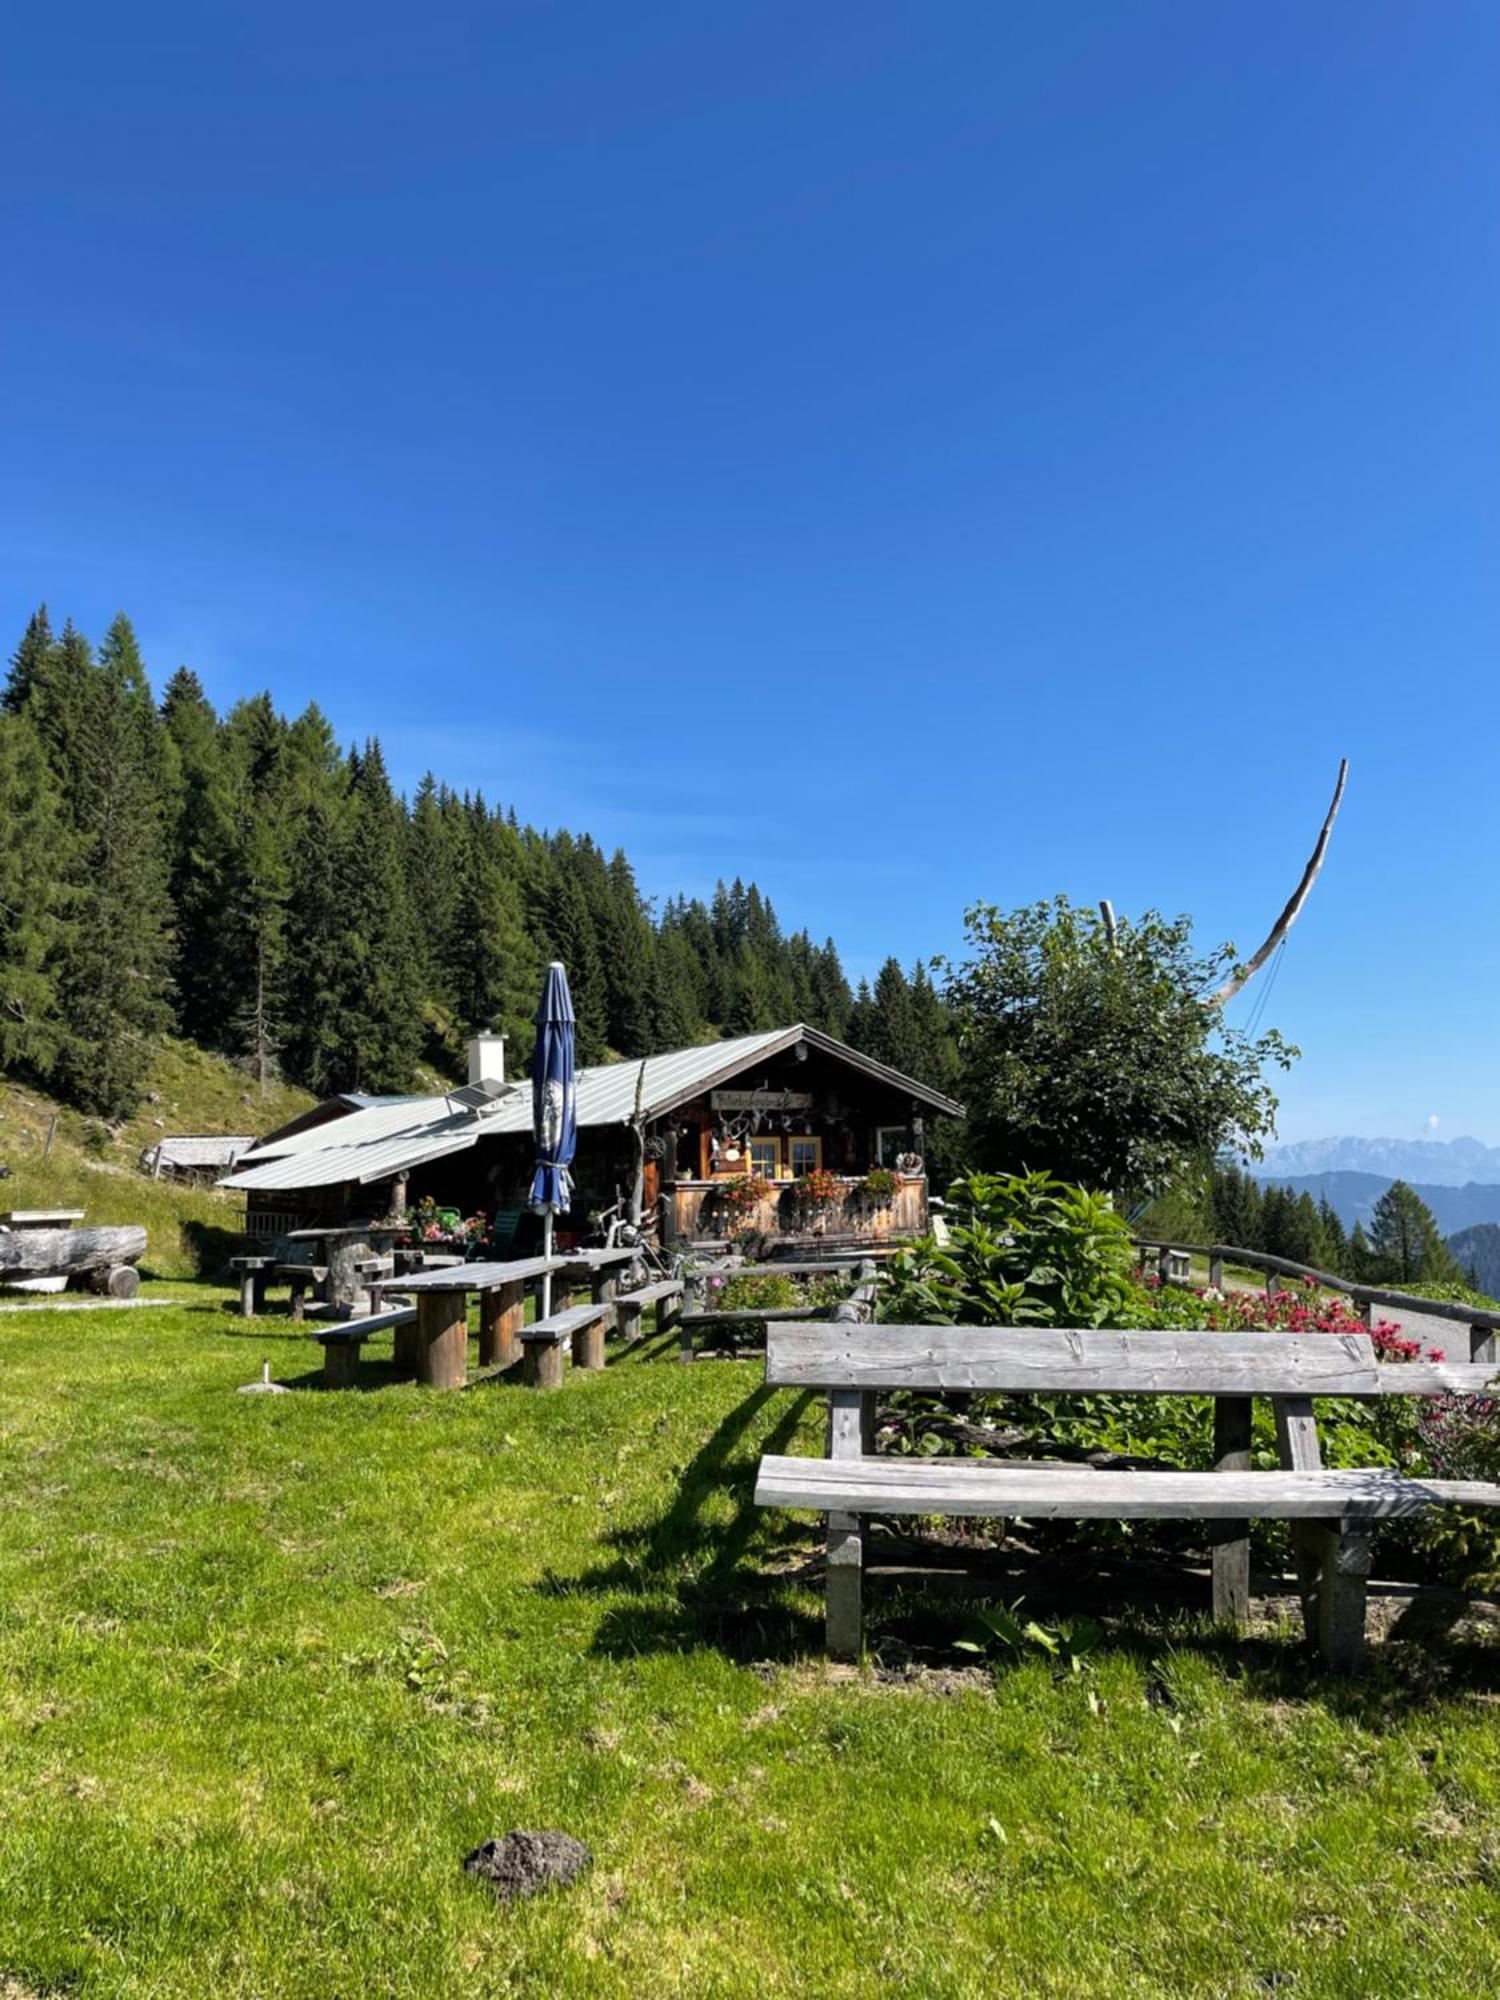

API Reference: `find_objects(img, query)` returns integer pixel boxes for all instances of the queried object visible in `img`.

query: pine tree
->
[337,742,424,1092]
[444,798,539,1060]
[3,605,55,715]
[161,667,234,1048]
[0,713,71,1076]
[1367,1180,1461,1287]
[543,853,609,1063]
[1317,1195,1348,1272]
[49,630,174,1116]
[1347,1219,1372,1280]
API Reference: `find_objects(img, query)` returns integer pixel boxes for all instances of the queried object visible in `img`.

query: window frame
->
[787,1135,824,1180]
[746,1136,784,1183]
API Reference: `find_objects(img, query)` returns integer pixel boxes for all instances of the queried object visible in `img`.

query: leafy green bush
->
[881,1170,1136,1328]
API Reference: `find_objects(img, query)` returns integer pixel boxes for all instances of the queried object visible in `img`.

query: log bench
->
[274,1263,328,1321]
[614,1279,685,1351]
[312,1307,418,1388]
[520,1301,616,1388]
[231,1255,275,1318]
[754,1323,1500,1670]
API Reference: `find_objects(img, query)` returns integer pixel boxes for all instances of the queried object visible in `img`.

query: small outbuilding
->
[141,1134,257,1182]
[219,1026,962,1252]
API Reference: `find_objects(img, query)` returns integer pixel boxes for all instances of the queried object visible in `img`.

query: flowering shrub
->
[859,1167,901,1206]
[716,1174,772,1220]
[794,1167,844,1207]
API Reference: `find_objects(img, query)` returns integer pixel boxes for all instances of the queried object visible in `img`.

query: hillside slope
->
[1253,1170,1500,1237]
[0,1040,314,1278]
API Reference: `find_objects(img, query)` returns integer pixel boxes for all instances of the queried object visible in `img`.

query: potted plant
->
[859,1166,900,1209]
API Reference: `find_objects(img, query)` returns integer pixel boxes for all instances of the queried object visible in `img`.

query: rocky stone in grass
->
[463,1829,591,1902]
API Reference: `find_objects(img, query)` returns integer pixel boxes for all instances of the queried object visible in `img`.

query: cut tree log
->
[0,1225,148,1281]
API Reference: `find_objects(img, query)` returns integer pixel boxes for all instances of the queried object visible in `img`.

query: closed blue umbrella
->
[530,960,578,1316]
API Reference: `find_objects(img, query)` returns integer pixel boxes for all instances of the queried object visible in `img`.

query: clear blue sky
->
[3,4,1496,1144]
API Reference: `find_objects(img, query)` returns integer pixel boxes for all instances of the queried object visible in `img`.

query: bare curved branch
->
[1206,758,1349,1010]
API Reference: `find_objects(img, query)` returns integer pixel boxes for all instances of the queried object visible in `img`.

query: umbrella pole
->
[542,1212,553,1318]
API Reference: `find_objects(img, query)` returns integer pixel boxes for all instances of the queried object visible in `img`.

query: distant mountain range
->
[1252,1170,1500,1236]
[1255,1135,1500,1187]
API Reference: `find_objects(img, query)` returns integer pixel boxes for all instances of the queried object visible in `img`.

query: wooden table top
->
[394,1247,641,1293]
[0,1210,87,1228]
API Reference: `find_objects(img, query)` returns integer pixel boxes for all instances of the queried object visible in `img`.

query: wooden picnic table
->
[387,1248,641,1386]
[285,1222,402,1316]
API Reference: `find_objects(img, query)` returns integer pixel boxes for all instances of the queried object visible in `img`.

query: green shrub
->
[880,1169,1136,1328]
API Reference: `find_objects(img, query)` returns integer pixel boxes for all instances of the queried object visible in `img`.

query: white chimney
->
[467,1032,507,1085]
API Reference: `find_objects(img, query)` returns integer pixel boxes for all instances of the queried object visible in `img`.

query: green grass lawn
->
[3,1294,1499,1997]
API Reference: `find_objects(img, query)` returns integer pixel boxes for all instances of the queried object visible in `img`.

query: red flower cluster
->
[1161,1275,1446,1364]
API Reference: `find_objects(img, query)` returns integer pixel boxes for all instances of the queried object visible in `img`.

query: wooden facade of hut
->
[219,1027,961,1252]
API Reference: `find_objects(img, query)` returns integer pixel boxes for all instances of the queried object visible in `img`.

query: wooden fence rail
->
[1132,1236,1500,1361]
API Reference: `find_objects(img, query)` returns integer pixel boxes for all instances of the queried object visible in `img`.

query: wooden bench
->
[754,1323,1500,1670]
[613,1278,685,1351]
[520,1301,616,1388]
[230,1254,275,1318]
[312,1307,418,1388]
[274,1263,328,1321]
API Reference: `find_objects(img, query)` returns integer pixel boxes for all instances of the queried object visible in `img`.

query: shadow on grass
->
[541,1380,825,1663]
[863,1541,1500,1715]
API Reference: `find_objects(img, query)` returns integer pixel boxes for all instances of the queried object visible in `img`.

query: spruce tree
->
[1367,1180,1461,1287]
[3,605,55,714]
[0,712,71,1077]
[17,620,174,1116]
[161,667,235,1048]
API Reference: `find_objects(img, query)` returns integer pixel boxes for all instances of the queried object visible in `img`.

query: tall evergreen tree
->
[49,630,174,1115]
[1367,1180,1461,1287]
[0,713,71,1077]
[3,605,55,715]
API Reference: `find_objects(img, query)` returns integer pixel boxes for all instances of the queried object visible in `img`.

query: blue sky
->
[3,4,1496,1144]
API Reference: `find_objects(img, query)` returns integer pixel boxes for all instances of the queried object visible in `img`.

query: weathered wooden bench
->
[520,1301,616,1388]
[230,1254,275,1318]
[613,1278,685,1350]
[274,1263,328,1321]
[312,1306,418,1388]
[754,1323,1500,1670]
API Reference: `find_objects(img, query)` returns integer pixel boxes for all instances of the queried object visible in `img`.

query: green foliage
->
[944,897,1293,1199]
[1367,1179,1462,1287]
[954,1600,1104,1674]
[881,1169,1137,1328]
[0,713,71,1077]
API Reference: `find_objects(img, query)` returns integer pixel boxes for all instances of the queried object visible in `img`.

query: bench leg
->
[523,1338,565,1390]
[238,1274,257,1319]
[659,1292,682,1344]
[572,1318,607,1371]
[1293,1522,1372,1671]
[1211,1395,1253,1627]
[616,1302,643,1345]
[392,1317,418,1380]
[288,1281,307,1324]
[826,1510,863,1662]
[323,1343,361,1390]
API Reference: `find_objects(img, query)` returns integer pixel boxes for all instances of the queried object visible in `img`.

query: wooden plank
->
[825,1390,865,1661]
[1370,1360,1500,1396]
[764,1325,1381,1397]
[398,1256,562,1292]
[311,1306,417,1343]
[752,1459,1439,1520]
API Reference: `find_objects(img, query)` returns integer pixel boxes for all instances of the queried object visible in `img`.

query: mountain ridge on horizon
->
[1256,1134,1500,1188]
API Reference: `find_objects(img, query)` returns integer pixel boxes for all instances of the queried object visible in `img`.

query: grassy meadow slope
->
[0,1040,314,1278]
[2,1300,1500,1997]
